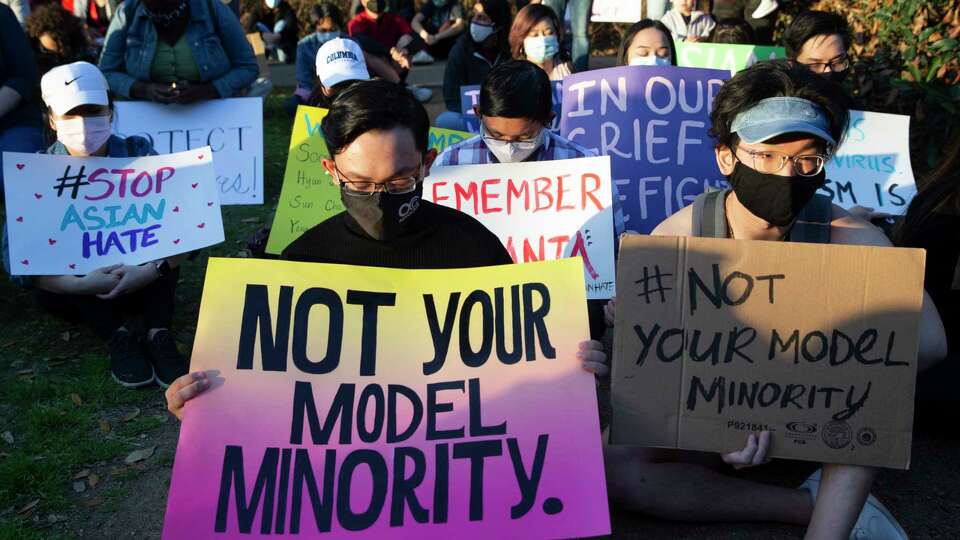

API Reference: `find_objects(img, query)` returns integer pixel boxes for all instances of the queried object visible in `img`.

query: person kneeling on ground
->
[1,62,188,389]
[99,0,258,103]
[165,79,606,417]
[590,60,946,540]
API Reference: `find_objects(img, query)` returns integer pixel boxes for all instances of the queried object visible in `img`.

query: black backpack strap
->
[788,194,832,244]
[125,136,136,156]
[693,188,729,238]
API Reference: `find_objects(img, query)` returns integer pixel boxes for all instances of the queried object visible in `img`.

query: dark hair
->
[307,78,361,108]
[896,135,960,247]
[322,80,429,156]
[25,4,90,67]
[709,60,852,150]
[468,0,511,55]
[783,11,852,60]
[479,60,552,123]
[508,4,564,60]
[708,17,755,44]
[617,19,677,66]
[309,2,344,29]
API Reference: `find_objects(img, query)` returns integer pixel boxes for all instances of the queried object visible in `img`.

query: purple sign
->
[560,66,730,234]
[461,82,564,135]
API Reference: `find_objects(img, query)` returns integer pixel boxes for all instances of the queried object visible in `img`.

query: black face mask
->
[828,69,849,85]
[727,161,826,227]
[340,182,423,241]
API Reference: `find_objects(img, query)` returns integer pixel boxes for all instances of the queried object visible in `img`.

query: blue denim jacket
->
[2,136,156,287]
[99,0,258,98]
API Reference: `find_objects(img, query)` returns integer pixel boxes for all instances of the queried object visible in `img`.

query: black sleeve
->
[442,39,466,112]
[0,5,38,101]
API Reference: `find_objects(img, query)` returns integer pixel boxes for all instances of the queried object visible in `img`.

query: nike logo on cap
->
[64,76,82,86]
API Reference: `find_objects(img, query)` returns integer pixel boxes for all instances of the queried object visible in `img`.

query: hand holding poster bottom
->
[3,148,225,275]
[163,258,609,539]
[612,236,924,469]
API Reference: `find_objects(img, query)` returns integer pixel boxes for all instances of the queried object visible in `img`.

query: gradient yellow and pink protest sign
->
[162,258,610,539]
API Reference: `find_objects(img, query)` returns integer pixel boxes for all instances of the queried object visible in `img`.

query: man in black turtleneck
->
[281,79,511,268]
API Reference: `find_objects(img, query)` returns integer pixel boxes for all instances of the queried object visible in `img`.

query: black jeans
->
[34,267,180,341]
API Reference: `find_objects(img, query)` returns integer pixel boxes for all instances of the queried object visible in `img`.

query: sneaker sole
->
[861,495,909,539]
[111,368,156,389]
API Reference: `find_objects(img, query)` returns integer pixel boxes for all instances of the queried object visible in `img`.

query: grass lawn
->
[0,90,295,539]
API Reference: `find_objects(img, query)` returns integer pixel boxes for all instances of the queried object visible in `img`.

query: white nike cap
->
[41,61,110,116]
[316,38,369,88]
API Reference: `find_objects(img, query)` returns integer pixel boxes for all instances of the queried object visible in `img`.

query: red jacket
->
[347,11,412,50]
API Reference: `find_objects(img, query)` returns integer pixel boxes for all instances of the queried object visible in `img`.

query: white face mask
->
[470,22,496,43]
[482,126,544,163]
[55,115,112,156]
[523,35,560,63]
[629,54,672,67]
[264,0,279,8]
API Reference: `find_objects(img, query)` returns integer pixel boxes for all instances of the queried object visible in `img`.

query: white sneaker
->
[407,84,433,103]
[798,470,908,540]
[751,0,779,19]
[411,50,435,64]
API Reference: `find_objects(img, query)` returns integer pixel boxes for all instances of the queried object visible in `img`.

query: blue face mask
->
[523,35,560,63]
[316,31,340,43]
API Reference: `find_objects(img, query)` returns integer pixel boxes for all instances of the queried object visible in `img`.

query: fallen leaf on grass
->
[70,393,83,407]
[72,481,86,493]
[121,408,140,422]
[88,473,99,488]
[155,414,169,424]
[47,514,66,524]
[73,469,90,479]
[79,497,102,508]
[240,217,260,224]
[16,368,34,376]
[98,419,111,434]
[61,331,71,342]
[124,445,156,464]
[1,431,13,444]
[1,340,17,348]
[17,499,39,515]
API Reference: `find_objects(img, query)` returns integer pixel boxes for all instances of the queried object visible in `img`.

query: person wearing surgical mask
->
[244,0,299,64]
[0,61,189,391]
[616,19,677,67]
[435,0,510,131]
[508,3,571,81]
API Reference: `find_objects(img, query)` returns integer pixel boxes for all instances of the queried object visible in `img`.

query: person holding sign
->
[616,19,677,66]
[98,0,258,103]
[660,0,716,43]
[784,11,851,84]
[592,61,945,540]
[508,4,572,81]
[2,62,188,389]
[436,0,510,131]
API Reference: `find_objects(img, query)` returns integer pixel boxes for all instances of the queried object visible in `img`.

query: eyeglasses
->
[800,56,850,74]
[333,162,423,197]
[735,147,828,177]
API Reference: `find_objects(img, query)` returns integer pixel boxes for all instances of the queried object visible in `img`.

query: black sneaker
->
[144,329,188,389]
[108,329,155,388]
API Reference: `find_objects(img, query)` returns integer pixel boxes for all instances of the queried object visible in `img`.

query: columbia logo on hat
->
[316,38,370,88]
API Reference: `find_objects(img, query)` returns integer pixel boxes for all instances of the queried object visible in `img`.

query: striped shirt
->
[435,129,595,166]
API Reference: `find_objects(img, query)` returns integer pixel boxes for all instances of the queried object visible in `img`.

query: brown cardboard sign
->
[612,235,925,469]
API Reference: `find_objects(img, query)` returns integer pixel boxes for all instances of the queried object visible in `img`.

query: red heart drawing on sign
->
[173,239,181,244]
[197,223,205,229]
[34,193,42,199]
[191,183,198,189]
[48,238,56,245]
[172,206,180,212]
[16,163,24,170]
[207,202,213,206]
[197,154,204,160]
[15,216,23,222]
[68,263,76,270]
[20,259,28,265]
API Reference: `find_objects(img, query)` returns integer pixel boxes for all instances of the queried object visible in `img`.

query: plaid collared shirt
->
[435,130,595,166]
[433,130,625,233]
